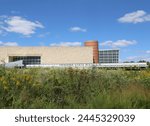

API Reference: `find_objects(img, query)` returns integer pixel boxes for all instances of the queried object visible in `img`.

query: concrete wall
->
[0,46,93,64]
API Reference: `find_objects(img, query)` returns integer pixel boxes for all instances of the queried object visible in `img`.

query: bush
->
[0,67,150,108]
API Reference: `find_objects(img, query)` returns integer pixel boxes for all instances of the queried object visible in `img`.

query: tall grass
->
[0,67,150,108]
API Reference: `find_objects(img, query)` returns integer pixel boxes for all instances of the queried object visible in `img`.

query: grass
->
[0,67,150,109]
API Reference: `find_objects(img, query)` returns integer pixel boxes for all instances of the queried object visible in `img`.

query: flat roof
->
[99,49,119,51]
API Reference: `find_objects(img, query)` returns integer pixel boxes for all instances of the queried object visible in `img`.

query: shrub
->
[0,67,150,108]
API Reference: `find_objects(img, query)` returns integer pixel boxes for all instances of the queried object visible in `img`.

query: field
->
[0,67,150,109]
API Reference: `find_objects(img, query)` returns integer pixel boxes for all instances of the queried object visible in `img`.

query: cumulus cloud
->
[125,50,150,62]
[118,10,150,24]
[127,56,140,60]
[0,41,18,46]
[0,21,4,34]
[69,27,87,32]
[100,40,137,48]
[10,10,20,14]
[0,16,44,36]
[146,50,150,54]
[38,32,50,38]
[0,30,2,34]
[0,15,8,19]
[126,55,150,61]
[50,42,81,47]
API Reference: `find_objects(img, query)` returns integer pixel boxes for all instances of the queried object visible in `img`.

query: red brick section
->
[84,40,99,63]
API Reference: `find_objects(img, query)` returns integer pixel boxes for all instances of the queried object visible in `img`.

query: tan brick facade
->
[0,46,93,64]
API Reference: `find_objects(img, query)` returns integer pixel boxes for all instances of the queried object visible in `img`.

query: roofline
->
[0,46,91,48]
[99,49,119,51]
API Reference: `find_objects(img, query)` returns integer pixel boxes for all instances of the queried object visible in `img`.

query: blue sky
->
[0,0,150,62]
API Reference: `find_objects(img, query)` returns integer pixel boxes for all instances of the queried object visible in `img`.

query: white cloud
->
[126,55,150,61]
[10,10,20,14]
[39,42,45,46]
[0,21,3,25]
[0,41,18,46]
[127,56,139,60]
[50,42,81,47]
[146,50,150,54]
[0,16,44,36]
[100,40,137,48]
[0,21,4,33]
[0,29,7,36]
[0,30,2,34]
[0,15,8,19]
[38,32,50,38]
[69,27,87,32]
[118,10,150,24]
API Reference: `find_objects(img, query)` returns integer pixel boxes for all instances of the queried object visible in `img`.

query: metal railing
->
[26,63,148,68]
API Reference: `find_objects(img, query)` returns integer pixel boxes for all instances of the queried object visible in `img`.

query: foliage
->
[147,62,150,68]
[0,67,150,108]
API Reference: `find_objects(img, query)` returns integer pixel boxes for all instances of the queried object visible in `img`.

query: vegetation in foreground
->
[0,67,150,109]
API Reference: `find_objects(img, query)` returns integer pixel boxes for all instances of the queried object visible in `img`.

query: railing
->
[26,63,148,68]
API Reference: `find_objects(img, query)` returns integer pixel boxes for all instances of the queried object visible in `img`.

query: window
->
[9,56,41,65]
[99,50,119,63]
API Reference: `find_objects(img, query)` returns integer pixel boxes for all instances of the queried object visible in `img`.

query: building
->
[0,46,93,65]
[99,49,119,63]
[0,41,148,69]
[84,40,99,63]
[0,41,120,65]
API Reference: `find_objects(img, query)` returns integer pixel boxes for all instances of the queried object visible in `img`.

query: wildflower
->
[16,81,20,86]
